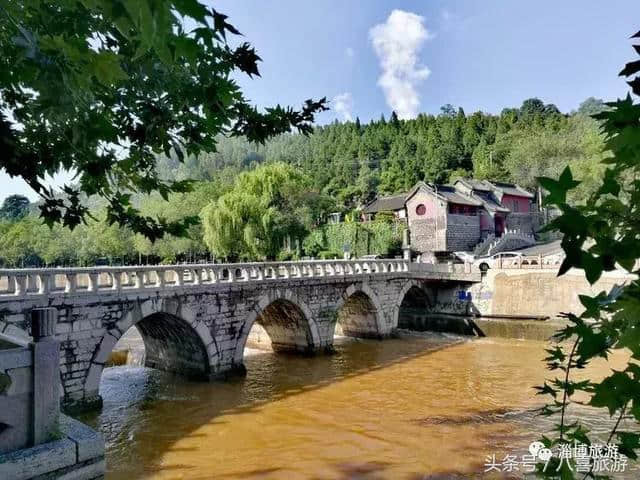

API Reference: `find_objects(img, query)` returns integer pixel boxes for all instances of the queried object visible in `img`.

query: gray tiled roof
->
[457,178,494,192]
[490,181,535,199]
[433,185,483,206]
[365,178,532,214]
[472,191,510,213]
[363,194,406,213]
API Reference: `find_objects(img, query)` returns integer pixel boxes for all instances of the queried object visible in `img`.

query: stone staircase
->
[474,230,536,257]
[473,234,496,257]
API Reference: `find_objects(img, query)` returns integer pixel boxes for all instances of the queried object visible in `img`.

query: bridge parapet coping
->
[0,259,422,300]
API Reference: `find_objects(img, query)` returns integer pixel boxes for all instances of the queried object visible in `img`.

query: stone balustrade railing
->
[0,259,422,299]
[493,254,564,269]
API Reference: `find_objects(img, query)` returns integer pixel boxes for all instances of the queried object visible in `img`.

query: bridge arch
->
[392,280,435,330]
[334,284,386,339]
[84,299,218,404]
[234,290,321,364]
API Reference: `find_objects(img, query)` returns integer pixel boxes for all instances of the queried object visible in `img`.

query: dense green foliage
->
[0,182,225,266]
[0,194,30,220]
[0,0,326,238]
[201,163,335,261]
[534,39,640,478]
[155,97,608,210]
[0,95,611,266]
[303,218,404,259]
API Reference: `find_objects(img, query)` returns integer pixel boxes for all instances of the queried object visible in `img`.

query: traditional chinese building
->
[362,179,540,254]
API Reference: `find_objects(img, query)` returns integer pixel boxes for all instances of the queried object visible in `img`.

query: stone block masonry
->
[0,309,105,479]
[446,214,481,252]
[0,415,104,480]
[0,259,479,412]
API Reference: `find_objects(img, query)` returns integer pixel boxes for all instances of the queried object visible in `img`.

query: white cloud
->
[369,10,431,119]
[333,92,354,122]
[345,47,355,58]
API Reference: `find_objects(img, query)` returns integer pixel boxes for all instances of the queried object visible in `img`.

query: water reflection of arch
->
[334,283,386,339]
[86,299,218,403]
[234,290,321,365]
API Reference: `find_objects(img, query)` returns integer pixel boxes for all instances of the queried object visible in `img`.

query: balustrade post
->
[65,273,77,294]
[30,308,60,446]
[155,270,164,288]
[192,269,201,285]
[88,273,100,292]
[14,274,27,297]
[38,274,50,295]
[134,271,144,289]
[111,271,121,291]
[174,269,183,286]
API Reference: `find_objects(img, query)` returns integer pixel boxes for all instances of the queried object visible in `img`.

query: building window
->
[415,204,426,216]
[448,204,477,216]
[512,200,519,212]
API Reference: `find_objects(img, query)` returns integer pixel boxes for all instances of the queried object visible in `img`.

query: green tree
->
[520,97,546,116]
[577,97,606,116]
[502,115,606,202]
[0,1,326,238]
[83,214,134,265]
[0,216,39,266]
[0,194,30,220]
[133,181,227,263]
[201,163,333,261]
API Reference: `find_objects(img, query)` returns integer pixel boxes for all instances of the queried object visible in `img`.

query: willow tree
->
[201,163,334,261]
[0,1,326,239]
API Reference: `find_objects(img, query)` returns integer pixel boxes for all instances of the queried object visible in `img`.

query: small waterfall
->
[107,327,146,367]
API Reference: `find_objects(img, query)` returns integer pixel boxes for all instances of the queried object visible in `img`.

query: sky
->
[2,0,640,201]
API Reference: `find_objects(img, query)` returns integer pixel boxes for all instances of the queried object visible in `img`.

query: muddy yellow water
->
[80,334,635,479]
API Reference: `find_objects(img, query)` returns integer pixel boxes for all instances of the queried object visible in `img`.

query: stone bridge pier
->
[0,260,479,411]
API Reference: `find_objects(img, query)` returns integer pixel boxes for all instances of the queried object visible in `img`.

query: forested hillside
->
[157,97,608,208]
[0,97,609,266]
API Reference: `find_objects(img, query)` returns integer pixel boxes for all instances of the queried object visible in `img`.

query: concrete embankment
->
[401,265,636,342]
[471,267,635,319]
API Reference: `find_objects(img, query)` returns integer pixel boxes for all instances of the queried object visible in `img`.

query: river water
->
[79,333,636,479]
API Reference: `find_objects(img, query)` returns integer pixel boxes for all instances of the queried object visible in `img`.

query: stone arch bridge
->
[0,259,479,411]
